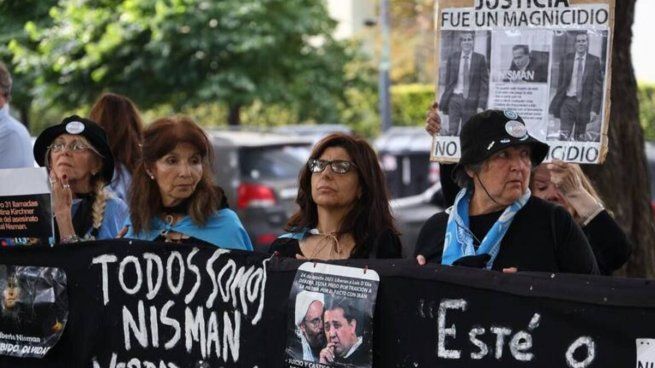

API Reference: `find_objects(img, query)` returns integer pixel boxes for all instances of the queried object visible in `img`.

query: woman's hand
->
[547,160,583,196]
[425,102,442,136]
[416,254,427,266]
[50,172,76,241]
[116,227,128,239]
[547,160,602,223]
[50,172,73,217]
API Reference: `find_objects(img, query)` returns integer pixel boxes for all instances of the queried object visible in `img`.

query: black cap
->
[33,115,115,182]
[457,109,549,171]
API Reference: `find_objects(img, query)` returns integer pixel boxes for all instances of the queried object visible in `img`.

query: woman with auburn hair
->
[123,116,252,250]
[269,133,401,259]
[89,92,144,202]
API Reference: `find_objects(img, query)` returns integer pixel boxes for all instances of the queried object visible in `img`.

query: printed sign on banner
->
[0,264,68,358]
[431,0,615,164]
[0,168,53,246]
[285,263,379,368]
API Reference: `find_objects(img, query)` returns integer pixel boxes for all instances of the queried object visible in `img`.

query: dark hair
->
[128,116,221,233]
[574,32,589,40]
[512,44,529,55]
[325,297,358,324]
[460,31,474,40]
[0,62,12,99]
[286,133,397,257]
[89,93,144,175]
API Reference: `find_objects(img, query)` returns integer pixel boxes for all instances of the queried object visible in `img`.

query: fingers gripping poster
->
[432,0,615,164]
[285,263,379,368]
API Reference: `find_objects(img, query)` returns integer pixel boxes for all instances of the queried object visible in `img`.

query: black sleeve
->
[372,230,403,259]
[583,210,633,275]
[413,212,448,263]
[268,238,301,258]
[439,163,459,208]
[552,206,600,275]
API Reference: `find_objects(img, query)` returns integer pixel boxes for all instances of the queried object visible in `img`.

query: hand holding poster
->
[285,263,379,368]
[432,0,614,164]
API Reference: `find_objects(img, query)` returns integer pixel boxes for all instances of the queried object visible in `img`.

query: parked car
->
[391,182,442,257]
[273,124,353,145]
[375,127,442,256]
[208,130,312,252]
[375,127,439,199]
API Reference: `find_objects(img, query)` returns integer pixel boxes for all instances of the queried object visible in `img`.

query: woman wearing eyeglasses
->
[33,115,129,243]
[269,133,401,260]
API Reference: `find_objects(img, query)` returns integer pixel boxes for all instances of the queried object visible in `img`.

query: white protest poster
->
[285,262,379,368]
[0,168,53,246]
[432,0,615,164]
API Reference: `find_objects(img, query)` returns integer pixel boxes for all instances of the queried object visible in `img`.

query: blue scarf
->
[125,208,253,251]
[442,187,531,269]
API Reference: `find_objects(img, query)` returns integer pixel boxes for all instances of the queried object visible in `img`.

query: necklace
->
[302,229,354,260]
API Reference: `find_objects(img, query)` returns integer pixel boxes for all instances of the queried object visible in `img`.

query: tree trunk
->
[228,104,241,126]
[584,0,655,278]
[18,104,30,130]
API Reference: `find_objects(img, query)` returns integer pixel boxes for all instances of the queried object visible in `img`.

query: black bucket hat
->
[33,115,115,182]
[456,109,549,171]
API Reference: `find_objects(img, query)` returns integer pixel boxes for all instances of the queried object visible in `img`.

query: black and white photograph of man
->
[504,44,549,83]
[438,31,490,136]
[548,31,606,142]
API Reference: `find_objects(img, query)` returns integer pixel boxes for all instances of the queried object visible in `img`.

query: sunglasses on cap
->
[308,159,357,174]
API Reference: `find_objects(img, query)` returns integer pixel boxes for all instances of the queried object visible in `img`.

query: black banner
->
[0,240,654,368]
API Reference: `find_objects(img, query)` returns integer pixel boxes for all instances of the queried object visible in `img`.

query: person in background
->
[33,115,128,243]
[0,62,33,169]
[89,92,144,202]
[426,102,629,275]
[416,109,598,274]
[269,133,401,260]
[531,162,632,275]
[123,116,252,250]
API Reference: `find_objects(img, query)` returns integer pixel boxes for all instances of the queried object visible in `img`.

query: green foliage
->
[639,83,655,141]
[390,83,433,126]
[7,0,355,126]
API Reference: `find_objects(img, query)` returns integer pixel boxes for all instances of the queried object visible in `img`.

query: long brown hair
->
[128,116,220,233]
[286,133,398,256]
[89,92,143,174]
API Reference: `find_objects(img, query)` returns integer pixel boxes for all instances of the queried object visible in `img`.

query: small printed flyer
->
[0,167,53,246]
[285,263,380,368]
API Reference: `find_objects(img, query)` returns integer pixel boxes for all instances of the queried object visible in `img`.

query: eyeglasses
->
[304,317,323,328]
[48,140,93,153]
[308,159,356,174]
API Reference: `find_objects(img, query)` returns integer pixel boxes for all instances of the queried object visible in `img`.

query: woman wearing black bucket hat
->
[415,110,598,274]
[33,115,129,243]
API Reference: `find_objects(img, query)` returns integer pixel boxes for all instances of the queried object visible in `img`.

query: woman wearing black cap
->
[415,109,598,274]
[33,115,129,243]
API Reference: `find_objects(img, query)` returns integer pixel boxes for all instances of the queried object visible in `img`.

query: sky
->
[632,0,655,84]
